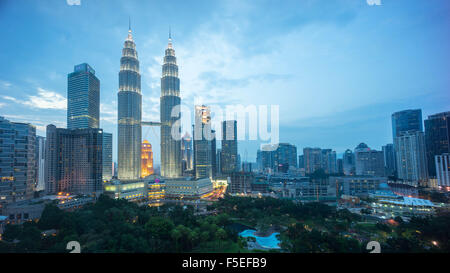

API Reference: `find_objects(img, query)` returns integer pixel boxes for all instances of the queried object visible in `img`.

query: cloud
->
[366,0,381,6]
[100,102,117,124]
[0,80,12,89]
[23,87,67,110]
[1,95,17,102]
[0,102,5,108]
[66,0,81,6]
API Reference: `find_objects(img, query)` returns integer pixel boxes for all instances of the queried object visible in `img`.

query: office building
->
[181,133,193,171]
[435,153,450,188]
[342,149,355,175]
[221,120,238,174]
[392,109,423,139]
[160,31,182,178]
[0,116,36,205]
[45,125,103,195]
[118,25,142,180]
[303,147,323,174]
[67,63,100,130]
[425,111,450,177]
[394,131,428,182]
[275,143,298,171]
[102,132,113,181]
[321,149,337,174]
[354,143,385,177]
[331,176,386,197]
[193,105,213,179]
[35,136,46,191]
[382,144,396,177]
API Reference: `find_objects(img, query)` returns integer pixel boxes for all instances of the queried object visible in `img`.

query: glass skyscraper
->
[193,105,212,179]
[118,26,142,180]
[102,132,113,181]
[67,63,100,130]
[0,116,35,205]
[221,120,238,174]
[391,109,423,139]
[425,111,450,177]
[160,33,182,178]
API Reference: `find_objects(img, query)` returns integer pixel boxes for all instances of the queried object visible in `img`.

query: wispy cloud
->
[23,87,67,110]
[100,102,117,124]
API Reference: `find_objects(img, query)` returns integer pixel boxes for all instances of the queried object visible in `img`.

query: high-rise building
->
[216,149,222,176]
[382,144,396,177]
[303,147,322,174]
[392,109,423,139]
[257,144,277,173]
[298,155,304,170]
[337,159,343,174]
[221,120,238,174]
[160,32,182,178]
[394,131,428,182]
[193,105,213,179]
[211,130,217,178]
[45,125,103,195]
[67,63,100,130]
[118,25,142,180]
[275,143,298,171]
[342,149,355,175]
[435,153,450,188]
[141,140,154,177]
[321,149,337,174]
[181,133,193,171]
[35,136,46,191]
[354,143,385,177]
[425,111,450,177]
[0,116,35,205]
[102,132,113,181]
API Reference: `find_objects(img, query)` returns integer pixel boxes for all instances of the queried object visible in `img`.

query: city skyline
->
[0,0,449,164]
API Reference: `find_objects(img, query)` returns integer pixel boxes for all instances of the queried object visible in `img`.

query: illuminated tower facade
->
[141,140,154,177]
[160,32,182,178]
[118,25,142,180]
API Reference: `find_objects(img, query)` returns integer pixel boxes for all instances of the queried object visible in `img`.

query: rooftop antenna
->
[129,16,131,31]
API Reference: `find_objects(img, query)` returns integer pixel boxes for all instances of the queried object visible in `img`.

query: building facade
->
[160,33,182,178]
[45,125,103,195]
[354,143,385,177]
[67,63,100,130]
[435,153,450,188]
[141,140,154,177]
[382,144,396,177]
[392,109,423,139]
[35,136,46,191]
[342,149,355,175]
[425,111,450,177]
[102,132,113,181]
[181,133,193,171]
[221,120,238,174]
[0,117,35,205]
[118,26,142,180]
[394,130,428,183]
[193,105,213,179]
[303,147,323,174]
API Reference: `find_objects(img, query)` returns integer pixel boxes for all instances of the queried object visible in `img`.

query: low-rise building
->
[165,177,213,200]
[330,176,386,197]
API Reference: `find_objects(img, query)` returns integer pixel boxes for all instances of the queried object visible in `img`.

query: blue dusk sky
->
[0,0,449,164]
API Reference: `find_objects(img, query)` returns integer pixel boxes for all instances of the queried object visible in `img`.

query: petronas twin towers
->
[118,25,182,180]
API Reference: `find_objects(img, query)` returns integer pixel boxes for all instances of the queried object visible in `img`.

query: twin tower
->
[118,26,181,180]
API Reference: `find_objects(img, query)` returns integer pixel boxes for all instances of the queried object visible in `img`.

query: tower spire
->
[167,26,173,49]
[127,17,133,41]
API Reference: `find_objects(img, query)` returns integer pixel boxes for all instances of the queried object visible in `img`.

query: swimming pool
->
[238,229,281,249]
